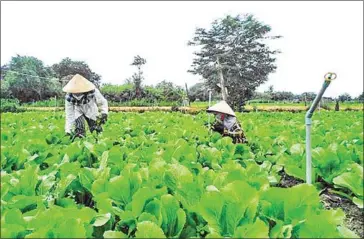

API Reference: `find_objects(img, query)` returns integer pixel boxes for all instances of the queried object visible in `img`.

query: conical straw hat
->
[62,74,96,93]
[207,100,236,117]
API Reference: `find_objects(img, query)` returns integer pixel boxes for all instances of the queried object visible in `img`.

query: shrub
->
[0,99,26,113]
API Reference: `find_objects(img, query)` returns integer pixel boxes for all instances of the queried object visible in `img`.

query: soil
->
[320,190,364,238]
[275,171,364,238]
[276,171,304,188]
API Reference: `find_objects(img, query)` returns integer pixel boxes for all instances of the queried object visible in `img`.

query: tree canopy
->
[52,57,101,86]
[130,55,147,98]
[188,14,282,110]
[1,55,60,102]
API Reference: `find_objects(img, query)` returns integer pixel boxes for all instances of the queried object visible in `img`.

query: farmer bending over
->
[63,74,108,138]
[207,101,248,144]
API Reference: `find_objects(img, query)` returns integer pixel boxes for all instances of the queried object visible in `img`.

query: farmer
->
[207,101,248,144]
[63,74,108,139]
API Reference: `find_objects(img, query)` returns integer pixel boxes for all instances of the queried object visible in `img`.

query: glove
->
[100,113,108,124]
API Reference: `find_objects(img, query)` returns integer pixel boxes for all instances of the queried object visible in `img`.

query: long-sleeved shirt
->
[65,88,108,133]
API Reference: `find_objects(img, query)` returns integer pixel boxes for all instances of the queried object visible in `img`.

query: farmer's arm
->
[95,88,108,124]
[95,89,108,115]
[65,100,75,134]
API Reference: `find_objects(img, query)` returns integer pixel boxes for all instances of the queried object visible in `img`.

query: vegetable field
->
[1,111,363,238]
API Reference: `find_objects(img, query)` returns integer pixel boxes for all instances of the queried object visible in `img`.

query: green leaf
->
[94,192,114,213]
[163,163,193,191]
[197,191,224,235]
[297,212,341,238]
[135,221,166,238]
[221,181,259,235]
[333,163,363,197]
[337,226,360,238]
[3,208,26,226]
[284,164,305,180]
[353,197,363,209]
[54,174,76,198]
[91,179,108,196]
[53,218,87,238]
[36,174,56,195]
[108,175,131,204]
[269,220,292,239]
[1,223,26,239]
[233,218,269,238]
[25,229,50,238]
[103,230,128,238]
[92,213,111,227]
[78,168,95,192]
[144,199,163,225]
[138,212,159,225]
[284,184,320,224]
[131,187,156,217]
[290,144,304,156]
[160,194,186,237]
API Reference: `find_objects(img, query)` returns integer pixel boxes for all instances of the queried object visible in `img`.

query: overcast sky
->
[1,1,363,97]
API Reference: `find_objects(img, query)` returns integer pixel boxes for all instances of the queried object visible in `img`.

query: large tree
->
[131,55,147,98]
[52,57,101,87]
[2,55,61,102]
[188,14,281,110]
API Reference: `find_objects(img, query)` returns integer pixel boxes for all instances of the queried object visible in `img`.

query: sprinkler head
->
[324,72,337,82]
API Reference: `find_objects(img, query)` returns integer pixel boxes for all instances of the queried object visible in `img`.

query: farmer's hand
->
[100,113,108,124]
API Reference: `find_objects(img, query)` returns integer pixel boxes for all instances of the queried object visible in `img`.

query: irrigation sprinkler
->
[305,72,337,184]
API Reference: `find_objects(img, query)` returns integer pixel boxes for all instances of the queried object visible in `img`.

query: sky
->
[1,1,363,98]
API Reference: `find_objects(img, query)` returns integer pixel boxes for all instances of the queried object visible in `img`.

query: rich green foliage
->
[188,14,281,109]
[100,81,185,104]
[0,99,25,113]
[52,57,101,86]
[2,55,61,102]
[0,111,362,238]
[130,55,147,98]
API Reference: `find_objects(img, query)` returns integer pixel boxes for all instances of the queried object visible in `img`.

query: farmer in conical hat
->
[63,74,108,138]
[207,101,248,144]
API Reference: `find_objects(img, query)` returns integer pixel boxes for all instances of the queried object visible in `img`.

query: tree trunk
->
[216,57,227,101]
[185,83,191,106]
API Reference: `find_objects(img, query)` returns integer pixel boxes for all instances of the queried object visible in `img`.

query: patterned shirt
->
[65,88,108,133]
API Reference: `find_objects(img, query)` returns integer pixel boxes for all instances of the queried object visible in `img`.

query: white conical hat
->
[207,100,236,116]
[62,74,96,93]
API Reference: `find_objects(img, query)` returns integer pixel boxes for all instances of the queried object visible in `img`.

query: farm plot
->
[1,111,363,238]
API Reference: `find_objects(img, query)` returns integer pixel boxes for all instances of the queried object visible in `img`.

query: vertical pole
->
[306,121,312,184]
[305,73,336,184]
[208,90,212,133]
[54,96,57,113]
[185,83,190,106]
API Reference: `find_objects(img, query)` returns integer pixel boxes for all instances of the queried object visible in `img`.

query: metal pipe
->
[305,72,337,184]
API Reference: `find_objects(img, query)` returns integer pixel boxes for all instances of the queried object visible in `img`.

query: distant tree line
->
[0,55,187,104]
